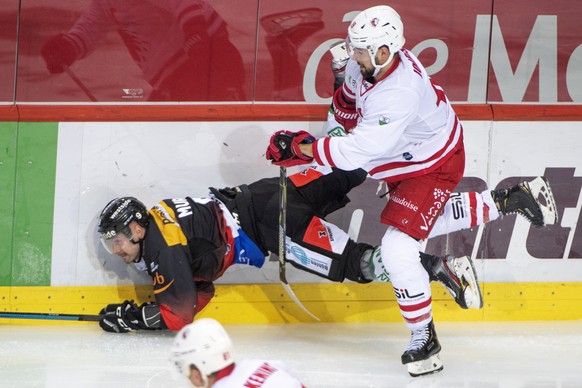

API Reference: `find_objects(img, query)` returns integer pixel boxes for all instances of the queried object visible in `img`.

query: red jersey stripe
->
[469,192,478,227]
[369,115,461,176]
[398,296,432,312]
[404,311,433,324]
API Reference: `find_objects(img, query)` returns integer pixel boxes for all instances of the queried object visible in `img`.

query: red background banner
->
[1,0,581,103]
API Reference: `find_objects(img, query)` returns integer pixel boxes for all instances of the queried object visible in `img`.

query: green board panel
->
[11,122,58,286]
[0,122,17,286]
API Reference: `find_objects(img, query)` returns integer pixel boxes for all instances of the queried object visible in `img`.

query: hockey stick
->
[278,166,320,321]
[278,166,289,284]
[66,68,98,102]
[0,311,102,322]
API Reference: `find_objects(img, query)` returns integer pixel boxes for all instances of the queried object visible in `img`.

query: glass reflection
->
[0,1,18,102]
[260,8,324,100]
[39,0,245,101]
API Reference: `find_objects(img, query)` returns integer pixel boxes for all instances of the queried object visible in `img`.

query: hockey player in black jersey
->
[96,166,556,337]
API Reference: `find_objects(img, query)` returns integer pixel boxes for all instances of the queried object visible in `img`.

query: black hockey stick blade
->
[0,311,102,322]
[278,165,320,321]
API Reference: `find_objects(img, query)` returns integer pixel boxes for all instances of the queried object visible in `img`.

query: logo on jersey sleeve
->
[379,115,390,125]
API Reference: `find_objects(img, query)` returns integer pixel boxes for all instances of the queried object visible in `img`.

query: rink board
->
[47,120,582,287]
[2,113,582,325]
[1,282,582,325]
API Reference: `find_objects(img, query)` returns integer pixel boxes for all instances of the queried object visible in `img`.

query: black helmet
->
[98,197,149,240]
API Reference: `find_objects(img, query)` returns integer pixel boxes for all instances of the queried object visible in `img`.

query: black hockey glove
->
[99,300,162,333]
[41,34,79,74]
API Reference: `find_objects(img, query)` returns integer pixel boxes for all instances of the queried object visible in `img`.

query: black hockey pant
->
[246,168,374,283]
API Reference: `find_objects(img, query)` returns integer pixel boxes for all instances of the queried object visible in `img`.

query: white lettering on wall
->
[469,15,558,102]
[411,39,449,75]
[304,12,579,103]
[567,44,582,102]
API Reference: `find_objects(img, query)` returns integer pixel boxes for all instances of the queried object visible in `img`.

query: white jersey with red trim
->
[314,48,463,183]
[213,360,304,388]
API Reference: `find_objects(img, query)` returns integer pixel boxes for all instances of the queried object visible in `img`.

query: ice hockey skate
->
[368,249,483,310]
[401,320,443,377]
[421,254,483,309]
[492,176,558,227]
[260,8,324,39]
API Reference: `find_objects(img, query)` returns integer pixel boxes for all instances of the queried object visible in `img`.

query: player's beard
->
[358,62,375,79]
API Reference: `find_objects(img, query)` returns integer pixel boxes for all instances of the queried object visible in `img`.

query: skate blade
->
[454,256,483,309]
[406,353,444,377]
[528,176,558,226]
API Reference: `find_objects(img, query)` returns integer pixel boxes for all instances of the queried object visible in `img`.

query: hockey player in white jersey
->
[170,318,304,387]
[266,5,558,378]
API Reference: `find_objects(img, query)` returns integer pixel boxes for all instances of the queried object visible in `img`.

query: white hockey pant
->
[379,226,432,331]
[428,189,499,238]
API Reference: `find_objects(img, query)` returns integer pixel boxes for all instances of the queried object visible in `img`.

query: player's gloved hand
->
[266,130,315,167]
[331,88,358,132]
[99,300,159,333]
[330,41,349,91]
[41,34,78,74]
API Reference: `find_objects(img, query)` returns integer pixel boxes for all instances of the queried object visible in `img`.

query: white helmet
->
[169,318,234,387]
[347,5,405,76]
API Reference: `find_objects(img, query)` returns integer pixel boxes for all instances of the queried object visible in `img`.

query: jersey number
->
[430,78,447,107]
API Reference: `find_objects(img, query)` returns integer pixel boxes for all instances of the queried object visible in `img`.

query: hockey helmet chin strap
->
[369,45,396,77]
[346,36,396,78]
[131,237,145,264]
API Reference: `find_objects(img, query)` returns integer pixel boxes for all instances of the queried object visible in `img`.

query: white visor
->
[346,36,373,64]
[99,228,132,255]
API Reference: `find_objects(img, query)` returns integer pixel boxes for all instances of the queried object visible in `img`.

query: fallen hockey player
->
[97,167,556,358]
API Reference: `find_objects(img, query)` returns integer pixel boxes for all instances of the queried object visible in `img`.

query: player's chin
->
[121,255,136,264]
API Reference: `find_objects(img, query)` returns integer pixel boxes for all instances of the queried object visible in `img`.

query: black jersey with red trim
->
[141,196,234,330]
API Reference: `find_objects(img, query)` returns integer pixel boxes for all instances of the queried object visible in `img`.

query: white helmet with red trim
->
[170,318,234,387]
[347,5,405,75]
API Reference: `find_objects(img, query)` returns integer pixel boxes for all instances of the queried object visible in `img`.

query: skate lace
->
[405,326,430,352]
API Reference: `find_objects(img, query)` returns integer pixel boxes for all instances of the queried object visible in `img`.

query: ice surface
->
[0,321,581,387]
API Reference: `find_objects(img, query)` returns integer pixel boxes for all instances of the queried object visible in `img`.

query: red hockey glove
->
[266,130,315,167]
[41,34,79,74]
[331,87,358,131]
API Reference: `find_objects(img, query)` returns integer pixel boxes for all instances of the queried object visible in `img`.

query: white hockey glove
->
[330,41,349,91]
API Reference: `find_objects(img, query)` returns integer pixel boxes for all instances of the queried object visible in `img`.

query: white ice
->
[0,321,581,387]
